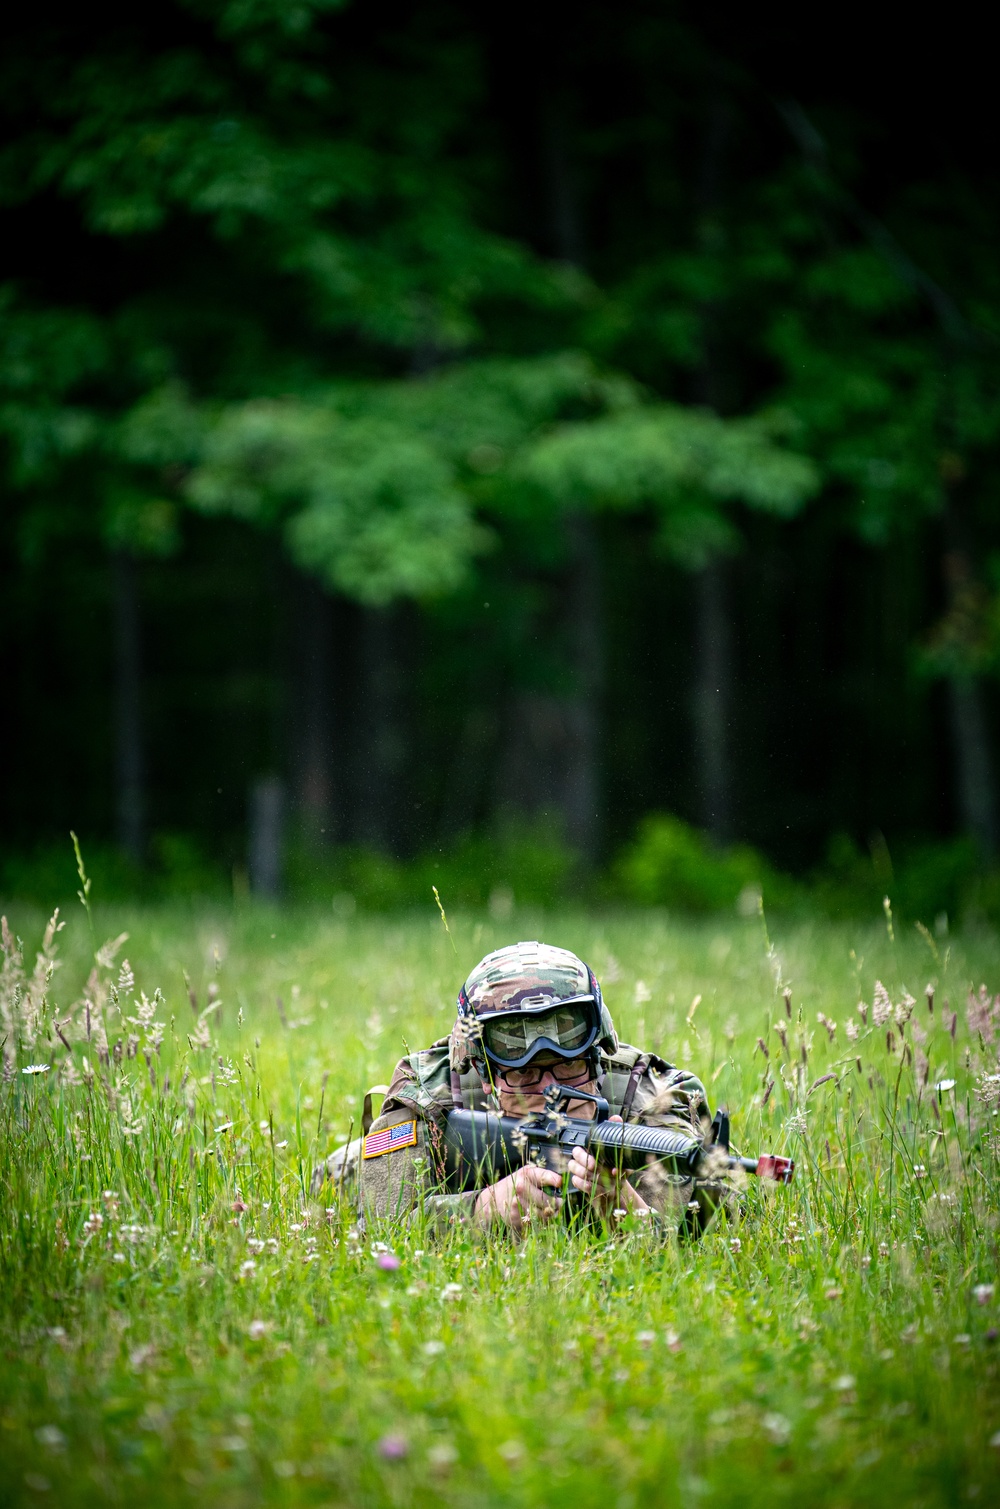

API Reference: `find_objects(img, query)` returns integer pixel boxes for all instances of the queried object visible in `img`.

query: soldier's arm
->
[357,1106,484,1234]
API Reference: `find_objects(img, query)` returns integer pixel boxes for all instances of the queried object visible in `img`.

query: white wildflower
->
[872,981,893,1028]
[895,989,916,1025]
[762,1412,791,1444]
[188,1018,211,1052]
[427,1441,458,1470]
[35,1425,66,1451]
[81,1211,103,1243]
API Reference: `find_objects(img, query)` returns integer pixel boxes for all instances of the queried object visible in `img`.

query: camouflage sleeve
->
[630,1063,737,1237]
[419,1190,481,1237]
[357,1107,482,1235]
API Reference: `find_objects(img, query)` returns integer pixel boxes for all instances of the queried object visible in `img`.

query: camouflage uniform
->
[352,1036,725,1237]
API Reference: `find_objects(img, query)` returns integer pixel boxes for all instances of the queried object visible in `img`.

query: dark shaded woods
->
[2,0,998,883]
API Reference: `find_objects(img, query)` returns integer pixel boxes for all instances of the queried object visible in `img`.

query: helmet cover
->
[451,940,618,1075]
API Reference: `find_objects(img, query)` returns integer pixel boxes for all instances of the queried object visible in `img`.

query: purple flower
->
[377,1434,408,1460]
[376,1252,401,1271]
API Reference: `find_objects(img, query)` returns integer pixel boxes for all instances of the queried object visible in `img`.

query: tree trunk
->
[940,523,999,859]
[288,566,334,845]
[691,84,736,845]
[112,547,145,864]
[541,88,603,860]
[248,774,284,898]
[693,557,733,842]
[948,676,997,858]
[439,706,499,838]
[562,513,603,859]
[355,605,405,851]
[541,92,584,265]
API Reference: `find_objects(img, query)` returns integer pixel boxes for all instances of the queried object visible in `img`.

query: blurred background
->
[2,0,999,921]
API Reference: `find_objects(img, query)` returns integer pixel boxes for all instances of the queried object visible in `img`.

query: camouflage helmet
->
[451,940,617,1076]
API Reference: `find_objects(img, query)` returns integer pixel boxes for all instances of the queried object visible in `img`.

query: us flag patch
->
[363,1120,418,1159]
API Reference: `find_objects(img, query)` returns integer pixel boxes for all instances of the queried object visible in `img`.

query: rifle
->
[441,1086,794,1196]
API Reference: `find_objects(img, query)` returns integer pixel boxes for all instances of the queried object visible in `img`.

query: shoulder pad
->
[601,1043,677,1074]
[382,1041,453,1120]
[603,1042,642,1070]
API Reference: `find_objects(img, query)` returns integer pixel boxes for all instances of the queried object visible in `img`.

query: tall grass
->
[1,897,998,1506]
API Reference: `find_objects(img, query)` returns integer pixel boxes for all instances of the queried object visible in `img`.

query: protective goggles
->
[480,997,599,1069]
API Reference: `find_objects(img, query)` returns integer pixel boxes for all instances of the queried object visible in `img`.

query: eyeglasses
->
[497,1057,593,1090]
[481,1000,597,1067]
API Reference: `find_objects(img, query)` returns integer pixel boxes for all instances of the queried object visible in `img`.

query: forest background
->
[4,0,1000,923]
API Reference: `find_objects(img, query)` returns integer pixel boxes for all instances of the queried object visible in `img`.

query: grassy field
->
[1,893,999,1508]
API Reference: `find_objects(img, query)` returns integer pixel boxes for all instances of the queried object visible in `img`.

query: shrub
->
[285,820,580,911]
[613,812,792,913]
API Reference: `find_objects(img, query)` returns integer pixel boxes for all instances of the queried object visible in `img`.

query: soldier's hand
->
[474,1164,563,1233]
[568,1116,650,1218]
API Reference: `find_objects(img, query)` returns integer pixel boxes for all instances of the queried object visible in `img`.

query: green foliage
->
[4,1,1000,873]
[1,904,998,1507]
[0,3,545,351]
[188,399,484,603]
[598,152,1000,553]
[613,813,794,913]
[0,1,830,611]
[0,835,229,908]
[917,563,1000,683]
[520,406,818,566]
[614,816,1000,929]
[11,821,1000,934]
[287,823,579,911]
[809,832,1000,929]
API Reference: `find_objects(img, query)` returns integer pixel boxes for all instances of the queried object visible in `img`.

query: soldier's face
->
[492,1052,597,1118]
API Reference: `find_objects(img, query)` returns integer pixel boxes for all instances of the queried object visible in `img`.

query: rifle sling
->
[619,1053,649,1121]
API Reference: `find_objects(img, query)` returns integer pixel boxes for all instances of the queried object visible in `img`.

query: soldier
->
[338,940,728,1237]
